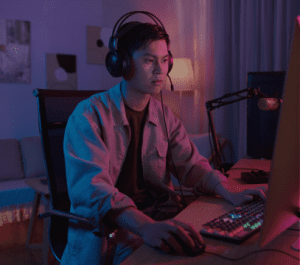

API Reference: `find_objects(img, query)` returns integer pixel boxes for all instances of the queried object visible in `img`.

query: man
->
[61,18,267,265]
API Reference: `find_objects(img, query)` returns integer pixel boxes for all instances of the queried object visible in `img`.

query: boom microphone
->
[167,74,174,92]
[258,98,283,111]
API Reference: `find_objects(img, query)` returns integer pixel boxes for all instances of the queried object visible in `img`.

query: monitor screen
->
[259,16,300,248]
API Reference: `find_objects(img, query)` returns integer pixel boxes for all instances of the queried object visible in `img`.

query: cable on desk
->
[204,248,300,262]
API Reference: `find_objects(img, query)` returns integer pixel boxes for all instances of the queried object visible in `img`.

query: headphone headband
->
[112,11,166,38]
[106,11,173,79]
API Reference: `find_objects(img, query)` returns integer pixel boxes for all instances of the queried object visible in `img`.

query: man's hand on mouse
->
[138,219,204,255]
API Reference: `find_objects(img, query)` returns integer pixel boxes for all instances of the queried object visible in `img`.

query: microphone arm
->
[205,87,267,174]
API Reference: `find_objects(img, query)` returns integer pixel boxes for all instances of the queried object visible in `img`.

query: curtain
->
[213,0,300,162]
[175,0,300,162]
[174,0,215,134]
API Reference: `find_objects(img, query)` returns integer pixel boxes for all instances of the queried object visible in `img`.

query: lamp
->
[167,58,194,91]
[162,58,198,132]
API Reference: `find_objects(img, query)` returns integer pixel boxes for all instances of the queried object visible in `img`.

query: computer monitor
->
[258,16,300,250]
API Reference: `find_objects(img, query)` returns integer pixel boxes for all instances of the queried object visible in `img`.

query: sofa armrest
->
[20,136,46,179]
[0,138,24,181]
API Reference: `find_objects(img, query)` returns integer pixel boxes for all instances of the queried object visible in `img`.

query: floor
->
[0,218,59,265]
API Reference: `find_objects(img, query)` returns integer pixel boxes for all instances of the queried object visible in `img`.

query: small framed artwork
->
[86,25,111,65]
[46,53,77,90]
[0,19,31,84]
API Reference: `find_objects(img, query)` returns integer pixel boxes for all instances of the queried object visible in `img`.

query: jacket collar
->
[108,82,159,127]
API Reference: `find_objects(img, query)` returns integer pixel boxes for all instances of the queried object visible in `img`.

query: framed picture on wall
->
[0,19,31,84]
[86,25,111,65]
[46,53,77,90]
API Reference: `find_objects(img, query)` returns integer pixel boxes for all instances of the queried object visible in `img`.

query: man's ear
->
[123,58,135,81]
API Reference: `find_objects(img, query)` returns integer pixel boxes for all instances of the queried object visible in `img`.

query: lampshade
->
[168,58,194,91]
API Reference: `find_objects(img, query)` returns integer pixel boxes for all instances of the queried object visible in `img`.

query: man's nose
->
[154,61,164,74]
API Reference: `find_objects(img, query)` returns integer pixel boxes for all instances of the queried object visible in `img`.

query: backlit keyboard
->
[200,198,265,243]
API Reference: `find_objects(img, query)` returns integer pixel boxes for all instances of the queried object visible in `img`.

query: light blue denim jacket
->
[60,82,227,264]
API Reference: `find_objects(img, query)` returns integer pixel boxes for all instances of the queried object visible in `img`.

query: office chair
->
[33,88,108,264]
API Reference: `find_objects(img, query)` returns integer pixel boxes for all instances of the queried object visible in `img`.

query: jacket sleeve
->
[163,104,228,195]
[63,102,136,234]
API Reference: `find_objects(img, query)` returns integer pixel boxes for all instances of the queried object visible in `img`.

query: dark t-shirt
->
[115,100,187,220]
[115,102,148,197]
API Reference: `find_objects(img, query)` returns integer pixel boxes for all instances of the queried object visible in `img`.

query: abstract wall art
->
[86,25,111,65]
[0,19,31,84]
[46,53,77,90]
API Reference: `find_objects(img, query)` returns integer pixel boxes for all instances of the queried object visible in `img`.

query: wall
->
[0,0,184,139]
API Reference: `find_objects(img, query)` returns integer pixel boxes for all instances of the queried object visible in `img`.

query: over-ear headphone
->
[106,11,173,78]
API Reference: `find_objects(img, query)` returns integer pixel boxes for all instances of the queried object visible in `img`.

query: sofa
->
[0,133,230,225]
[0,136,47,225]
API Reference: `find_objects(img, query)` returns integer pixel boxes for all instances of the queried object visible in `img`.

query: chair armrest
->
[38,209,93,225]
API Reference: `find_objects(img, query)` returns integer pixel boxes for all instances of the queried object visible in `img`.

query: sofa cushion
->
[0,179,35,207]
[0,138,24,181]
[20,136,46,179]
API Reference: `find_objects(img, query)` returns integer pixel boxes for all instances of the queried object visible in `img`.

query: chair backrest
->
[33,88,106,260]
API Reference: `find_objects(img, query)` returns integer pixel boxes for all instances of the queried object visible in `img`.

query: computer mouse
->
[170,233,206,256]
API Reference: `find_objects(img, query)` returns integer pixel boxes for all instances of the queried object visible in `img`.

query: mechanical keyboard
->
[200,198,265,243]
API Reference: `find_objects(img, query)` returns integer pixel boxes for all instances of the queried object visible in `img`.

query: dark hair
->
[117,21,170,56]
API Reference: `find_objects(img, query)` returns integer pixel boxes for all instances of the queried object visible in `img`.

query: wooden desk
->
[121,159,300,264]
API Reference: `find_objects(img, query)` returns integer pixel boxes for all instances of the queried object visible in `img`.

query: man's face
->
[126,39,170,96]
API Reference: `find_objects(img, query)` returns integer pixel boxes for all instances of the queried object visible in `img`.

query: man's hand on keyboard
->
[214,182,268,206]
[225,186,268,206]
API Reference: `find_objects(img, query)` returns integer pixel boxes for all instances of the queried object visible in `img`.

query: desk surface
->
[121,159,300,265]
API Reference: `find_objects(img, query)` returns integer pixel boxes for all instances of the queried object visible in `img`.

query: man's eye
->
[145,59,153,63]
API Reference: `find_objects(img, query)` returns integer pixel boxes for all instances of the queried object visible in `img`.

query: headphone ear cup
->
[168,50,173,74]
[105,50,122,77]
[105,50,131,78]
